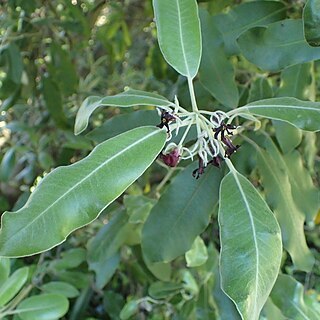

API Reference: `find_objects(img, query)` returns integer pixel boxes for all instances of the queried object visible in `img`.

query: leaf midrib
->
[231,171,259,317]
[3,129,161,244]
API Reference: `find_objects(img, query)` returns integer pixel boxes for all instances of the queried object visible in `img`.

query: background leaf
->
[17,293,69,320]
[142,163,222,263]
[152,0,201,78]
[255,136,315,271]
[238,20,320,71]
[199,9,238,109]
[0,127,166,257]
[212,1,286,55]
[270,274,320,320]
[74,89,173,135]
[233,97,320,132]
[303,0,320,46]
[218,169,282,320]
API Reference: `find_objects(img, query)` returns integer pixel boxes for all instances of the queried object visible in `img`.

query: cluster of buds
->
[156,97,241,178]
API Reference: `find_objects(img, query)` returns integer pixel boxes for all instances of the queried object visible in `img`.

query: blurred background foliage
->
[0,0,319,319]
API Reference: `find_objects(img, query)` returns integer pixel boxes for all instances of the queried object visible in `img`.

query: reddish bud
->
[160,148,180,167]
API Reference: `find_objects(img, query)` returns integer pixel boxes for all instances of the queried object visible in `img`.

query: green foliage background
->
[0,0,319,319]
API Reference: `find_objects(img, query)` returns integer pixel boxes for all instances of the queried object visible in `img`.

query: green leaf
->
[153,0,201,78]
[17,294,69,320]
[185,236,208,267]
[124,195,156,224]
[247,78,273,103]
[271,274,320,320]
[103,291,125,320]
[273,120,302,154]
[232,97,320,132]
[142,163,222,263]
[74,89,173,135]
[260,298,286,320]
[238,19,320,71]
[218,169,282,320]
[0,258,10,286]
[283,150,320,223]
[6,43,23,84]
[277,63,313,100]
[0,267,29,307]
[255,137,314,271]
[87,210,131,289]
[199,9,238,109]
[86,110,159,143]
[303,0,320,46]
[212,1,286,55]
[0,148,16,182]
[42,76,68,128]
[50,248,86,270]
[0,126,166,257]
[148,281,183,299]
[41,281,80,298]
[119,300,139,320]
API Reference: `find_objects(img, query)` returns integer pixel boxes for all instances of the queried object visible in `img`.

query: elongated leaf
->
[41,281,80,298]
[218,169,282,320]
[0,126,166,257]
[75,89,173,135]
[213,1,286,55]
[153,0,201,78]
[199,9,238,109]
[87,110,159,143]
[230,97,320,132]
[17,293,69,320]
[247,78,273,103]
[0,258,10,286]
[271,274,320,320]
[260,298,286,320]
[303,0,320,46]
[87,210,131,289]
[142,163,222,263]
[255,137,314,271]
[283,151,319,223]
[0,267,29,307]
[238,19,320,71]
[6,43,23,84]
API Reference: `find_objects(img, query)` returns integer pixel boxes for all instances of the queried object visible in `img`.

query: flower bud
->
[160,148,180,167]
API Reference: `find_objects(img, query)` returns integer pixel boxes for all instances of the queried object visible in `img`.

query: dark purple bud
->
[192,157,205,179]
[160,148,180,167]
[209,156,224,167]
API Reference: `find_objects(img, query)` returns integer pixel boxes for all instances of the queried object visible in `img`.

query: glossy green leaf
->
[303,0,320,46]
[0,267,29,307]
[142,163,222,263]
[17,294,69,320]
[218,169,282,320]
[231,97,320,132]
[86,110,159,143]
[87,210,131,289]
[55,271,90,290]
[75,89,173,135]
[238,19,320,71]
[153,0,201,78]
[185,236,208,267]
[255,137,314,271]
[213,1,286,55]
[41,281,80,298]
[271,274,320,320]
[0,126,166,257]
[199,9,238,109]
[283,150,320,223]
[148,281,183,299]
